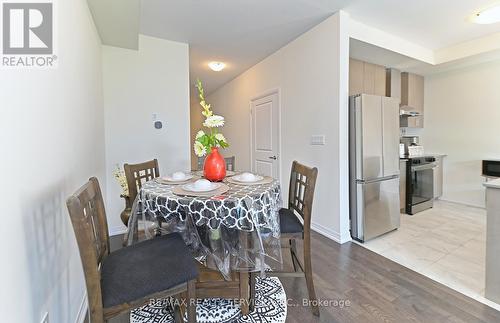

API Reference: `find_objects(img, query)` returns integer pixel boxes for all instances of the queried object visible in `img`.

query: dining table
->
[125,171,283,281]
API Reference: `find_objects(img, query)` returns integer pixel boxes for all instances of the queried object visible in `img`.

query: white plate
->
[160,174,193,183]
[182,182,221,192]
[232,174,264,183]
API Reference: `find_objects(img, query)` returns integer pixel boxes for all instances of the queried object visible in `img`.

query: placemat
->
[155,177,197,185]
[225,176,274,186]
[172,183,230,197]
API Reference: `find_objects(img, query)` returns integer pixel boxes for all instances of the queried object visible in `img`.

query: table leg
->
[239,271,249,315]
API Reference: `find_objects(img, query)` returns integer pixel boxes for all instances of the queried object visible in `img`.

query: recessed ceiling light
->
[472,4,500,24]
[208,61,226,72]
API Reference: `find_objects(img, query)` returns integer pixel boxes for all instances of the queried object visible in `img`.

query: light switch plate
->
[311,135,326,145]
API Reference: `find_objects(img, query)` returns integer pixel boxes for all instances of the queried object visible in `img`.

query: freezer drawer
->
[351,177,400,242]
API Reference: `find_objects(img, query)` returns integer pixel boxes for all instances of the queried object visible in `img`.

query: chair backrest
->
[197,156,205,171]
[66,177,109,322]
[124,159,160,201]
[225,156,235,171]
[288,161,318,230]
[197,156,236,171]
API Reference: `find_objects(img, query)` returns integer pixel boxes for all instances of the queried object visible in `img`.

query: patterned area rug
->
[130,277,287,323]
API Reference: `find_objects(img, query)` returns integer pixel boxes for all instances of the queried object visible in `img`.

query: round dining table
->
[125,173,283,279]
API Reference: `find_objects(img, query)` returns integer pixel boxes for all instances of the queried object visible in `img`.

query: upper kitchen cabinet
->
[400,72,425,128]
[401,72,424,114]
[349,58,386,96]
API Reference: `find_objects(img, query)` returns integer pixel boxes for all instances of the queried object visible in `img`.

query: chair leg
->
[249,272,256,312]
[173,302,183,323]
[186,280,197,323]
[290,239,300,272]
[303,237,319,316]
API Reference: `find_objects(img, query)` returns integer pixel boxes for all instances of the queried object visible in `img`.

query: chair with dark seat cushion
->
[101,233,199,309]
[124,159,167,235]
[279,208,303,234]
[67,177,197,323]
[251,161,319,316]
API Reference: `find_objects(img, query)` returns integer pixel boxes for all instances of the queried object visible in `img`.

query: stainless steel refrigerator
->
[349,94,401,242]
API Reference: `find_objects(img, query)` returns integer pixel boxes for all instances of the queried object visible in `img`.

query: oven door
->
[407,163,436,214]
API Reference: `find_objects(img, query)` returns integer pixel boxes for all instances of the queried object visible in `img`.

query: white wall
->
[207,13,351,243]
[0,0,105,322]
[421,60,500,208]
[190,97,205,170]
[103,35,191,234]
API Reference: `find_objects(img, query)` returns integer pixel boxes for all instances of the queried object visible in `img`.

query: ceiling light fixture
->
[208,61,226,72]
[472,4,500,24]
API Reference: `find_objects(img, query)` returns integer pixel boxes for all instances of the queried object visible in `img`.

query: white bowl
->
[172,171,186,181]
[240,172,256,182]
[233,173,264,183]
[194,179,212,190]
[183,179,220,192]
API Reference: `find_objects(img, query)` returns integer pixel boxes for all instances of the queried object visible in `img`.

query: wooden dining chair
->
[197,156,236,171]
[124,159,160,203]
[224,156,236,171]
[250,161,319,316]
[123,159,161,230]
[67,177,198,323]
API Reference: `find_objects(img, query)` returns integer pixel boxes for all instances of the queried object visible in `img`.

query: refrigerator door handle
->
[356,175,400,184]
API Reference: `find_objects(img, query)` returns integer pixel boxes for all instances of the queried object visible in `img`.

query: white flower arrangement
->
[113,165,129,197]
[203,115,225,128]
[193,79,229,157]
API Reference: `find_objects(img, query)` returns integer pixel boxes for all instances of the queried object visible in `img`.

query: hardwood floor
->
[108,232,500,323]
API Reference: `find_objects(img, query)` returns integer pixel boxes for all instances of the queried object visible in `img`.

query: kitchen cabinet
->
[401,72,425,128]
[400,160,407,211]
[349,58,364,96]
[349,58,386,96]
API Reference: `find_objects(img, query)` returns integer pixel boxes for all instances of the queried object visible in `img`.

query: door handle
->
[269,156,277,160]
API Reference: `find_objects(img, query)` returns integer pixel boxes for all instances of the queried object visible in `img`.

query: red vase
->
[204,147,226,182]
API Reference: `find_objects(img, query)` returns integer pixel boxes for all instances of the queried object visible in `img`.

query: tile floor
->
[359,200,500,311]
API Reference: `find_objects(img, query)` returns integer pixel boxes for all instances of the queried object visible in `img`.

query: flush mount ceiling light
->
[208,61,226,72]
[472,4,500,24]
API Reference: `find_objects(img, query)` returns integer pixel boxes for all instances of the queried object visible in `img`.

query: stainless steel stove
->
[406,156,437,214]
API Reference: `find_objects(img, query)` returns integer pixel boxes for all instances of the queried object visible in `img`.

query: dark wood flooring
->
[107,232,500,323]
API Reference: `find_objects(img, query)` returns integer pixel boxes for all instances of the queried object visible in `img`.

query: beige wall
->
[422,60,500,208]
[0,0,105,321]
[103,35,191,234]
[207,13,351,242]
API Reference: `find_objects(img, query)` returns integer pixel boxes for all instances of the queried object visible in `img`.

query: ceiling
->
[350,38,500,76]
[345,0,500,50]
[140,0,352,95]
[136,0,500,94]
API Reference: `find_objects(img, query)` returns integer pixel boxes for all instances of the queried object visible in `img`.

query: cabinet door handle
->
[269,156,277,160]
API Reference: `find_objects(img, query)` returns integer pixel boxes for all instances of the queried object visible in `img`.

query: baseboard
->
[311,222,351,244]
[75,292,88,323]
[437,198,486,209]
[109,225,127,236]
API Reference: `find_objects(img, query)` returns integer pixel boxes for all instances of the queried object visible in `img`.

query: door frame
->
[249,88,282,186]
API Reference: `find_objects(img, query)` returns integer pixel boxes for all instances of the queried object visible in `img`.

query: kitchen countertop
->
[484,178,500,189]
[400,154,448,160]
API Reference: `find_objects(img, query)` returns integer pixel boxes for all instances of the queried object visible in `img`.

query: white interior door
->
[251,92,280,178]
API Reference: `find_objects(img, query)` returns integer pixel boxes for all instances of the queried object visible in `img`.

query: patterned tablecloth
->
[125,176,283,278]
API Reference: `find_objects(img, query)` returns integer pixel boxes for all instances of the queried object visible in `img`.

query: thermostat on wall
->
[152,113,163,130]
